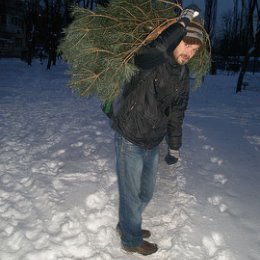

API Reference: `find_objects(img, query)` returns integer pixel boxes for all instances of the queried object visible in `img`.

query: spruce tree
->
[59,0,211,102]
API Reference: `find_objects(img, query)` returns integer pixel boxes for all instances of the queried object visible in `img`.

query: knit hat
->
[186,22,204,44]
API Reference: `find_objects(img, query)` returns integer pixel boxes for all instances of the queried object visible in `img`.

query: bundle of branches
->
[59,0,211,102]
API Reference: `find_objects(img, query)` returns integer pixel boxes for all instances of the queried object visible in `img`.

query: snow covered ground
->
[0,58,259,260]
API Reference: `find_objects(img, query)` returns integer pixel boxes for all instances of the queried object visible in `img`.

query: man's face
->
[173,40,201,65]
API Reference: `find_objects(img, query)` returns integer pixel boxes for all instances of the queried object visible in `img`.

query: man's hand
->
[178,4,201,27]
[164,149,180,165]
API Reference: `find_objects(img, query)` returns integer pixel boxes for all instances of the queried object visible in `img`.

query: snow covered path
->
[0,59,259,260]
[182,80,260,260]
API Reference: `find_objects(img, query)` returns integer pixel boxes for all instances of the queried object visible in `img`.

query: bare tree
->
[41,0,64,69]
[204,0,217,41]
[23,0,41,65]
[204,0,217,74]
[236,0,258,93]
[220,11,233,59]
[252,1,260,73]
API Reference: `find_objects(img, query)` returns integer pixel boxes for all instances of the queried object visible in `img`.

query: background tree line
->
[23,0,259,84]
[23,0,108,68]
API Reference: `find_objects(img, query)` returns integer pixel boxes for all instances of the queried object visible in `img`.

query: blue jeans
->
[114,132,159,247]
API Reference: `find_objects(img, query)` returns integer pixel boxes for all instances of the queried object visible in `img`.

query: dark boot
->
[122,240,158,255]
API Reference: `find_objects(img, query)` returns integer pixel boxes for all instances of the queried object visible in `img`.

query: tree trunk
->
[236,0,256,93]
[204,0,217,74]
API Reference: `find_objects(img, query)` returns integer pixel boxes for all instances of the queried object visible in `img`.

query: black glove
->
[164,149,180,165]
[178,4,201,27]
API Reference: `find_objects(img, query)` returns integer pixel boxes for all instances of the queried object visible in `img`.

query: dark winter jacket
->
[112,23,190,150]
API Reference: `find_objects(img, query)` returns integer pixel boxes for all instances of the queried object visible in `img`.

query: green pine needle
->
[59,0,211,102]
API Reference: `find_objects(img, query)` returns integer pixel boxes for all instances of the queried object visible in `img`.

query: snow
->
[0,58,259,260]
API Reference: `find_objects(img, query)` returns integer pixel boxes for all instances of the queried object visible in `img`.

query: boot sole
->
[121,242,158,256]
[121,247,158,256]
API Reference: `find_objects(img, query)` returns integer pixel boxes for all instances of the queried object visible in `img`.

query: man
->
[111,4,205,256]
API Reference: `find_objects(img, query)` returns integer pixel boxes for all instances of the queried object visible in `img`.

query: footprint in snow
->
[50,149,66,158]
[210,157,223,165]
[70,141,84,147]
[199,135,208,141]
[85,210,115,233]
[214,174,228,185]
[208,196,228,213]
[31,160,64,176]
[83,143,96,157]
[85,191,108,210]
[203,144,215,151]
[202,232,235,259]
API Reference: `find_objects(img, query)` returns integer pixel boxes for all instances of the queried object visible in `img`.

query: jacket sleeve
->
[166,88,189,150]
[134,23,187,70]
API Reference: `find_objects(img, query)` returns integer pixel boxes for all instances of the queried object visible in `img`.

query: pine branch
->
[59,0,211,102]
